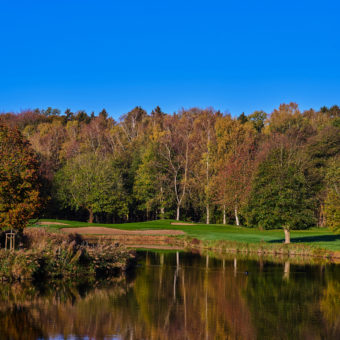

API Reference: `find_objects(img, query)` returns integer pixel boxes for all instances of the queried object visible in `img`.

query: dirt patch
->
[37,222,70,226]
[61,227,186,235]
[127,245,184,250]
[171,222,196,226]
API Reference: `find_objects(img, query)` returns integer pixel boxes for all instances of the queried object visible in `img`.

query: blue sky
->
[0,0,339,119]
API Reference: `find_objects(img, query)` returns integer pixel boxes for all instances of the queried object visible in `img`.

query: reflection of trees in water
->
[0,278,134,340]
[132,252,255,340]
[244,261,340,340]
[320,270,340,337]
[0,253,339,340]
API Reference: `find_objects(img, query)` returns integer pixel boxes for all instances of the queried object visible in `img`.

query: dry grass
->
[0,228,135,281]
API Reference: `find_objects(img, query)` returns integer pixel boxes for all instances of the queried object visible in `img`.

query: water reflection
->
[0,251,339,340]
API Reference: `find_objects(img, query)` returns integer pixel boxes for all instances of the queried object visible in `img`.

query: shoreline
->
[78,233,340,263]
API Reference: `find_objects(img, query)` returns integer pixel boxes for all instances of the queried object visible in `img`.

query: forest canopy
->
[0,104,339,234]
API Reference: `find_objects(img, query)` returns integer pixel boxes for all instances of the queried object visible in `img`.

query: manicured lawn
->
[34,219,340,251]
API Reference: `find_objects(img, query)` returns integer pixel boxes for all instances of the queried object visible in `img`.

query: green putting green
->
[33,219,340,251]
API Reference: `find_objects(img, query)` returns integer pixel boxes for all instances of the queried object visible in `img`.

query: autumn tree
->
[27,119,66,180]
[157,112,194,220]
[213,115,255,225]
[120,106,148,142]
[191,109,219,224]
[0,124,42,232]
[248,111,267,133]
[267,102,303,134]
[214,140,256,225]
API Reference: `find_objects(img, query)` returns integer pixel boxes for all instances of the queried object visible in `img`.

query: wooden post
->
[5,230,16,251]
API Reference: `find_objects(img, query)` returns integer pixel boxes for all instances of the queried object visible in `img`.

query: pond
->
[0,251,339,340]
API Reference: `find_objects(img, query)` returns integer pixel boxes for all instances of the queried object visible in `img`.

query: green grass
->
[33,219,340,252]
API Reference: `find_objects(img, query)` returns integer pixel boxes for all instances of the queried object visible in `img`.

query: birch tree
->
[157,112,194,220]
[191,109,219,224]
[214,115,255,225]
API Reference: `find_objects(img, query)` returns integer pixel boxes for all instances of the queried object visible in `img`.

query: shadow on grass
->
[269,234,340,244]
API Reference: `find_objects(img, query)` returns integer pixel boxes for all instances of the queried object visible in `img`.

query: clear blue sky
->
[0,0,339,119]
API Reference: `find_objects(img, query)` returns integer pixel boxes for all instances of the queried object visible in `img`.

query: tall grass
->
[0,228,135,282]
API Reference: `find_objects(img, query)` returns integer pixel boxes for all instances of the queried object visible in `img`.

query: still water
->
[0,251,339,340]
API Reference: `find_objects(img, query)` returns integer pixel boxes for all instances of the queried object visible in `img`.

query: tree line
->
[0,103,339,238]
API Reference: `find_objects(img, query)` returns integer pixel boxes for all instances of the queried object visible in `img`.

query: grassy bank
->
[35,218,340,250]
[34,219,340,255]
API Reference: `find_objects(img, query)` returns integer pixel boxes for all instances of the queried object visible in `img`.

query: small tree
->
[0,124,42,234]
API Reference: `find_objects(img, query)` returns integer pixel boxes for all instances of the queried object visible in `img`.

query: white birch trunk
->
[176,205,180,221]
[235,206,240,226]
[160,186,165,219]
[223,205,226,225]
[206,204,210,224]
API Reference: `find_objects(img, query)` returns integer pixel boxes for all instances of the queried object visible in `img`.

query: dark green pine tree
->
[237,112,248,124]
[245,146,316,243]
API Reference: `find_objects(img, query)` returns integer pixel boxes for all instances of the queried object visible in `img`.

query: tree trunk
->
[259,258,264,272]
[160,206,165,219]
[160,186,165,219]
[88,208,94,223]
[206,204,210,225]
[283,261,290,280]
[182,268,187,336]
[176,205,180,221]
[235,206,240,226]
[284,227,290,244]
[223,205,226,225]
[173,267,178,300]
